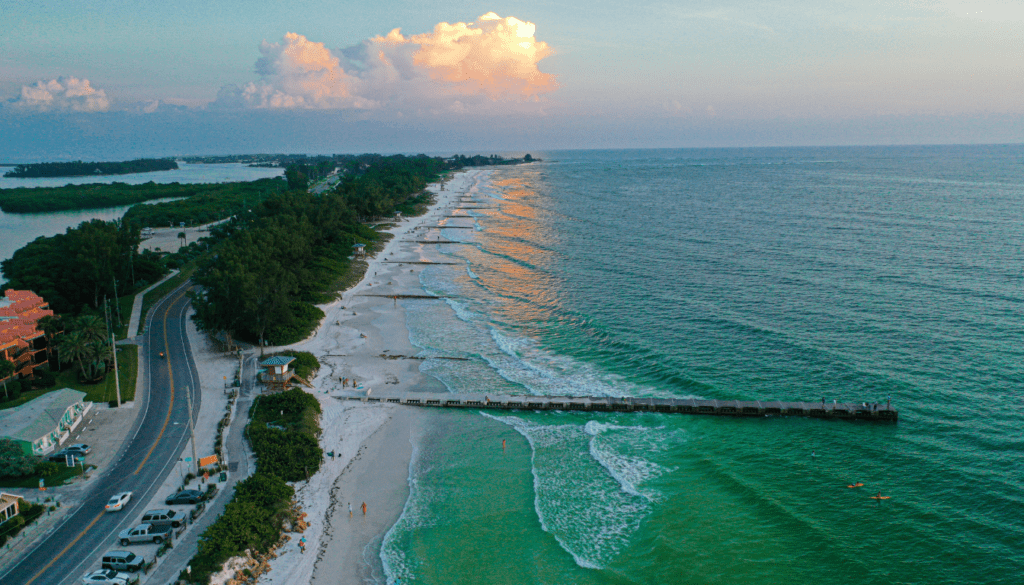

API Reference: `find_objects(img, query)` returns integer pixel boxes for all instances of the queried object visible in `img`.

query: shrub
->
[2,380,22,401]
[34,461,59,477]
[31,369,56,388]
[247,426,321,482]
[234,473,294,510]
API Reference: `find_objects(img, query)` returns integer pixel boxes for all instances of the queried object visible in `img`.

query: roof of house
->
[0,389,87,443]
[0,492,19,513]
[260,356,296,367]
[0,289,52,349]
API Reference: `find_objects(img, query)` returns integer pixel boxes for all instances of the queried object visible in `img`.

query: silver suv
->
[101,550,145,572]
[140,509,187,528]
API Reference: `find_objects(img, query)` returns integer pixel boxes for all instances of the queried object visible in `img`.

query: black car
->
[165,490,205,505]
[47,449,84,462]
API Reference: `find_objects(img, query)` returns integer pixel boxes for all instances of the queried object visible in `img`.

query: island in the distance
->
[3,157,178,178]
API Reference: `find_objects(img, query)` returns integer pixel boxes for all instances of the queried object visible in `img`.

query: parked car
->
[105,492,132,512]
[164,490,205,505]
[140,508,187,528]
[82,568,130,585]
[65,443,92,455]
[101,550,145,572]
[48,449,84,463]
[118,523,173,546]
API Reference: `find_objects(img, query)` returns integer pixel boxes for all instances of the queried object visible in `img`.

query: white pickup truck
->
[117,524,173,546]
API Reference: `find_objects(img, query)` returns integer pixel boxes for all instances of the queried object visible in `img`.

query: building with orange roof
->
[0,289,53,385]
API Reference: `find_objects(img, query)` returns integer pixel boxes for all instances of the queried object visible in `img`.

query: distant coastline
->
[3,158,178,178]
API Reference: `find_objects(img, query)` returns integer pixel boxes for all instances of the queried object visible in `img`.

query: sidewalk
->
[144,354,257,585]
[126,269,179,338]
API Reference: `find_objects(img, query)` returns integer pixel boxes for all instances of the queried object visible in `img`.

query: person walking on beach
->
[362,502,367,515]
[348,503,352,518]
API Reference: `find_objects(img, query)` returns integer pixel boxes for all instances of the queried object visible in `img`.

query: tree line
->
[0,178,285,215]
[1,219,165,314]
[3,158,177,178]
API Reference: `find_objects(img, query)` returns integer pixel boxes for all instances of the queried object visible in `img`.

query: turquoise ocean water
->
[381,146,1023,584]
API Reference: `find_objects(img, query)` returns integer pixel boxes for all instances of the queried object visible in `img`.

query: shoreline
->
[256,170,486,584]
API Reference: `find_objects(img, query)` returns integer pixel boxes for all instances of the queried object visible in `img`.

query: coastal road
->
[0,284,202,585]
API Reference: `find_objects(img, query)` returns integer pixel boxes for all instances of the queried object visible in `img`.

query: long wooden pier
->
[336,392,898,422]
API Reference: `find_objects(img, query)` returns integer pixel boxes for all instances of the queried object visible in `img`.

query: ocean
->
[380,146,1024,584]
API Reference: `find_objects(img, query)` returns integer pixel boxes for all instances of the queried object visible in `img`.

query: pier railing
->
[336,393,898,422]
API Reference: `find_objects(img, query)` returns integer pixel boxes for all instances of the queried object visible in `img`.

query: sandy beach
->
[247,170,485,584]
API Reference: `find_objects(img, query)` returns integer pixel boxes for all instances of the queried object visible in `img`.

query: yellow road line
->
[134,289,187,474]
[25,511,104,585]
[23,289,190,585]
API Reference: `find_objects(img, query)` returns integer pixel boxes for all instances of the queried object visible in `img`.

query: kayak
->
[870,496,891,500]
[847,483,864,488]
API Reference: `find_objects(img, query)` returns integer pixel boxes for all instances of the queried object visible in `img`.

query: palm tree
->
[37,314,63,364]
[74,315,106,343]
[57,330,89,378]
[178,231,187,249]
[0,359,14,400]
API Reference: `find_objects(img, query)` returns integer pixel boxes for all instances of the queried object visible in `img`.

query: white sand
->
[255,171,486,584]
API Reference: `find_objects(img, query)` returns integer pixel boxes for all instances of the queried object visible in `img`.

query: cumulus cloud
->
[9,76,110,112]
[217,32,376,110]
[215,13,556,113]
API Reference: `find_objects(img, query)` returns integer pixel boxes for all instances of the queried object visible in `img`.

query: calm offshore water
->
[382,147,1024,584]
[0,163,282,283]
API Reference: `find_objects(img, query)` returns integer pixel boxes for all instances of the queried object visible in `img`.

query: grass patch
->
[115,293,135,340]
[138,264,195,334]
[331,259,368,294]
[42,344,137,405]
[0,464,88,488]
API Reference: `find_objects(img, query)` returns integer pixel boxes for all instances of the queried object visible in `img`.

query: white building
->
[0,389,92,456]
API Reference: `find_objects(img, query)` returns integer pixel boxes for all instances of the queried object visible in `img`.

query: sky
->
[2,0,1023,159]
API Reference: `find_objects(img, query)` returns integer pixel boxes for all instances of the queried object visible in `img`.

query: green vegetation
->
[51,336,135,402]
[250,387,322,439]
[0,177,283,215]
[191,155,446,346]
[184,388,320,584]
[0,438,89,487]
[267,351,319,380]
[1,219,165,313]
[121,177,286,227]
[138,265,195,335]
[0,464,87,488]
[0,499,46,546]
[3,158,177,179]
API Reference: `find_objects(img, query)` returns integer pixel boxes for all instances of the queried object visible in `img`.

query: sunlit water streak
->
[378,147,1024,585]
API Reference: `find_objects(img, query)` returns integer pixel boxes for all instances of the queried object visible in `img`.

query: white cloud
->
[9,76,110,112]
[214,13,556,113]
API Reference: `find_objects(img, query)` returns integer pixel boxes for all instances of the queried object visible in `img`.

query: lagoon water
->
[383,147,1024,584]
[0,163,282,283]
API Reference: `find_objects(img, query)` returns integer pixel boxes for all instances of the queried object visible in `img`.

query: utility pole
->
[111,331,121,407]
[112,276,122,327]
[186,385,198,474]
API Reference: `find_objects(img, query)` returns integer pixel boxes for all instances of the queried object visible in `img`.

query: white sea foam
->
[584,420,674,501]
[480,412,657,570]
[380,439,432,585]
[466,265,478,279]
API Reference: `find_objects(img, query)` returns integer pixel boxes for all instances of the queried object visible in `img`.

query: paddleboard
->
[870,496,891,500]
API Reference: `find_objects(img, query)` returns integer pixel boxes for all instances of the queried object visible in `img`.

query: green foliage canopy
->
[0,438,36,478]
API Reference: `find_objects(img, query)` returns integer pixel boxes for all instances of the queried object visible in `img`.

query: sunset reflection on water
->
[453,173,564,329]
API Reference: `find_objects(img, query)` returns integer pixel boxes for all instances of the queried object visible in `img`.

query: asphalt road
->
[1,284,202,585]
